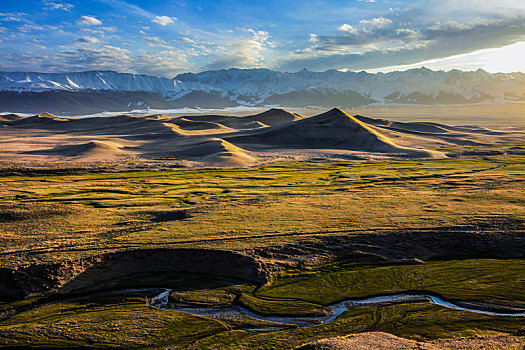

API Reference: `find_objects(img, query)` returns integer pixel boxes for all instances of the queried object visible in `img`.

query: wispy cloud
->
[2,0,525,75]
[206,29,272,70]
[76,16,103,26]
[0,12,26,22]
[152,16,177,26]
[42,0,74,11]
[278,3,525,72]
[144,36,166,45]
[77,36,100,44]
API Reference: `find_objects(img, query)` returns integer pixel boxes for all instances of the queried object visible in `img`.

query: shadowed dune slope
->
[8,113,68,126]
[228,108,441,157]
[238,120,269,129]
[25,141,125,160]
[244,108,303,125]
[181,108,301,128]
[173,138,255,166]
[168,117,238,134]
[0,113,23,122]
[354,115,506,136]
[171,117,224,130]
[9,113,184,137]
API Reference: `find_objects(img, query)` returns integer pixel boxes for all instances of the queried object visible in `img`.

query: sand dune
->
[144,114,172,121]
[1,107,521,166]
[172,138,255,166]
[355,115,452,134]
[229,108,441,158]
[0,113,23,122]
[171,118,224,130]
[243,108,303,125]
[10,113,68,126]
[237,120,269,129]
[355,115,508,136]
[352,114,515,148]
[10,113,182,137]
[25,141,126,161]
[182,108,301,128]
[168,117,238,134]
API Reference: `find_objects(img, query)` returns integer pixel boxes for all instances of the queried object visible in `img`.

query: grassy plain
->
[0,154,524,348]
[249,259,525,314]
[0,294,229,348]
[1,155,523,268]
[1,292,523,349]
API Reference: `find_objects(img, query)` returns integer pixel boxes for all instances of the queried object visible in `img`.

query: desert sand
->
[0,107,522,167]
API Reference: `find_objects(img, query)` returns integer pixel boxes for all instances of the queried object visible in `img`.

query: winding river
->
[149,289,525,331]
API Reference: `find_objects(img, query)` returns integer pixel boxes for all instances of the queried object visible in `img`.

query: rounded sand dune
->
[229,108,443,158]
[175,138,256,166]
[27,140,126,160]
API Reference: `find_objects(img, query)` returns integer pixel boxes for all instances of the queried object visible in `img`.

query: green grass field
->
[0,155,524,348]
[1,156,523,268]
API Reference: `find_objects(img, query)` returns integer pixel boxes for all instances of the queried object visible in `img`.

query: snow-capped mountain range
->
[1,68,524,114]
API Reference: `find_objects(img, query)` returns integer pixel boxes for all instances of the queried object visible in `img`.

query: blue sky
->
[1,0,525,76]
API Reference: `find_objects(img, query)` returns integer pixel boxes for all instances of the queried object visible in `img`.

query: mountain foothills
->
[1,68,525,114]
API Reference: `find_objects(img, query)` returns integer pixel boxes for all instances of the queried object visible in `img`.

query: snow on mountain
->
[0,71,183,95]
[1,68,525,107]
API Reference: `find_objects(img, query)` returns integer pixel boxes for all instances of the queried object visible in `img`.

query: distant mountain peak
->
[1,68,524,114]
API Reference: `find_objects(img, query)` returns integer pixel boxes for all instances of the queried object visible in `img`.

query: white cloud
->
[0,13,23,22]
[144,36,166,45]
[360,17,393,29]
[19,24,44,32]
[427,18,490,32]
[152,16,177,26]
[133,50,192,77]
[52,45,132,71]
[76,16,103,26]
[206,29,272,70]
[29,42,47,50]
[396,28,420,39]
[180,37,196,44]
[338,24,358,34]
[43,1,74,11]
[77,37,100,44]
[102,27,118,33]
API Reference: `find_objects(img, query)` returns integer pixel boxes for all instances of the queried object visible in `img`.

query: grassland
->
[1,291,523,349]
[0,154,524,348]
[1,155,523,268]
[0,294,229,348]
[248,259,525,314]
[188,303,524,349]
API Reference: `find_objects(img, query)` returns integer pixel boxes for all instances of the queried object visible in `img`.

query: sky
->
[1,0,525,77]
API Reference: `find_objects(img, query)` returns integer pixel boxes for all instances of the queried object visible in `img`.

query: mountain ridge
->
[1,68,524,114]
